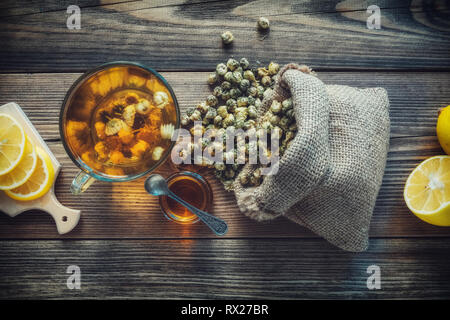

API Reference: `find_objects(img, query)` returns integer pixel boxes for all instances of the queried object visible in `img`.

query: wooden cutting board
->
[0,102,80,234]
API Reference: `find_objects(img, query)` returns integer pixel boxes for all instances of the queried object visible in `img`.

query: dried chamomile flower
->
[215,163,226,171]
[254,98,262,109]
[279,116,291,128]
[226,98,237,110]
[206,95,218,107]
[231,71,243,84]
[226,58,239,71]
[217,105,228,118]
[122,104,136,127]
[196,102,209,114]
[239,173,250,185]
[221,81,231,90]
[247,96,256,106]
[243,70,256,81]
[281,98,293,112]
[136,99,152,115]
[247,86,257,97]
[257,17,270,30]
[247,105,257,119]
[243,119,256,130]
[205,108,217,120]
[270,100,282,114]
[257,67,269,77]
[268,62,280,75]
[216,63,228,76]
[207,72,219,85]
[223,113,235,127]
[239,79,250,91]
[105,118,126,136]
[181,115,190,126]
[160,123,175,139]
[190,109,202,121]
[224,71,233,82]
[240,58,250,70]
[213,86,223,97]
[237,96,249,107]
[221,90,231,101]
[261,75,272,87]
[152,146,165,161]
[186,107,195,117]
[214,115,223,126]
[229,88,242,99]
[235,119,245,129]
[221,31,234,45]
[256,86,265,98]
[269,114,280,125]
[153,92,169,109]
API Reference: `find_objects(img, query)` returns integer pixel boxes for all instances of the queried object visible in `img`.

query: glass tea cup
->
[59,62,180,194]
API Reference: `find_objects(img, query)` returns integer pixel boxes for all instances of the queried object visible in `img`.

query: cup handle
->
[70,171,96,195]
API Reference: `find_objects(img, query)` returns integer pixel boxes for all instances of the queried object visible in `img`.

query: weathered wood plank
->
[0,71,448,140]
[0,0,449,72]
[0,238,449,299]
[0,72,449,239]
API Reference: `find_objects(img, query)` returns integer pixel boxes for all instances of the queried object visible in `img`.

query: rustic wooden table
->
[1,0,450,299]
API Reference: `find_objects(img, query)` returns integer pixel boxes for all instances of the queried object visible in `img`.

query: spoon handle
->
[168,192,228,236]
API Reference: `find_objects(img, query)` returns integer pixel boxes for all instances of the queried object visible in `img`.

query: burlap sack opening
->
[233,64,390,252]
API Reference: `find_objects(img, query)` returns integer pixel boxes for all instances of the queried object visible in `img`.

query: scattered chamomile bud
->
[240,58,250,69]
[254,98,262,109]
[221,81,231,90]
[261,75,272,87]
[152,146,165,161]
[153,92,169,109]
[256,86,265,98]
[224,71,233,82]
[207,73,219,85]
[268,61,280,75]
[196,102,209,114]
[202,117,210,125]
[258,67,269,77]
[216,63,228,76]
[247,86,257,97]
[282,98,293,112]
[279,116,291,127]
[213,86,223,97]
[248,105,258,118]
[239,79,250,91]
[205,108,217,120]
[221,31,234,45]
[243,119,256,130]
[239,173,250,185]
[243,70,256,81]
[221,90,231,101]
[269,114,280,125]
[257,17,270,30]
[237,96,249,108]
[223,113,235,127]
[230,88,242,99]
[186,107,195,117]
[181,115,190,126]
[217,105,228,118]
[190,109,202,121]
[214,163,226,171]
[247,96,256,106]
[206,95,218,107]
[235,119,245,129]
[226,58,239,71]
[231,71,243,84]
[270,100,282,114]
[214,115,223,126]
[226,98,237,109]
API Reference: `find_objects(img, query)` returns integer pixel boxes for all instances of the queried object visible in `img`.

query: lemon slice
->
[437,105,450,155]
[404,155,450,226]
[4,147,54,201]
[0,136,37,190]
[0,113,26,175]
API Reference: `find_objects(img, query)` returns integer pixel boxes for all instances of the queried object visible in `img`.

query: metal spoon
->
[144,174,228,236]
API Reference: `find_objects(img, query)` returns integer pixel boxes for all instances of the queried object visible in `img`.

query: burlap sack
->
[233,64,390,252]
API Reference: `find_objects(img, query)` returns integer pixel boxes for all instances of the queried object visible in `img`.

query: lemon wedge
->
[437,105,450,155]
[404,155,450,226]
[4,147,54,201]
[0,136,37,190]
[0,113,26,175]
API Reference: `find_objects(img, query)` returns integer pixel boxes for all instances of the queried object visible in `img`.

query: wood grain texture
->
[0,238,449,299]
[0,0,449,72]
[1,72,450,239]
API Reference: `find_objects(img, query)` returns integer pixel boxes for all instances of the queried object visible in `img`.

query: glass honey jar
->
[159,171,213,224]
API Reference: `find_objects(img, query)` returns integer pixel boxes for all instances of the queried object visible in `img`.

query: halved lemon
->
[0,136,37,190]
[0,113,26,175]
[4,147,54,201]
[404,155,450,226]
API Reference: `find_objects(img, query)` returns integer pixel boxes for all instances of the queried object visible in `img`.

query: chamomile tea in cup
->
[60,62,180,194]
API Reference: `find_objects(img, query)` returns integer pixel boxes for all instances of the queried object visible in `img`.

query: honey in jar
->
[159,171,213,224]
